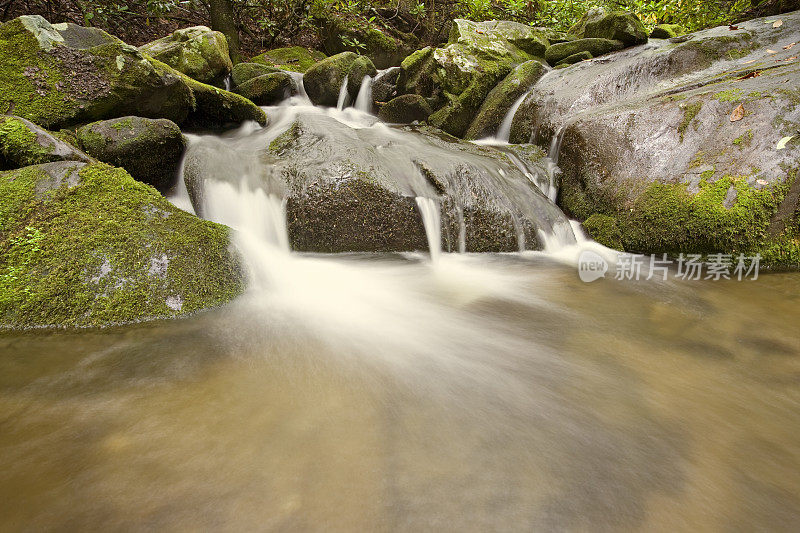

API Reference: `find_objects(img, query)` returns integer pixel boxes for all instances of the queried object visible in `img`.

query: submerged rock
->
[510,10,800,266]
[76,116,185,192]
[236,71,294,106]
[464,60,548,140]
[183,112,570,253]
[139,26,232,87]
[0,162,244,328]
[0,115,93,169]
[378,94,433,123]
[250,46,326,73]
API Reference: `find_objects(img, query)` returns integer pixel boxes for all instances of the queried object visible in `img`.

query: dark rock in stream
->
[183,112,570,253]
[509,10,800,266]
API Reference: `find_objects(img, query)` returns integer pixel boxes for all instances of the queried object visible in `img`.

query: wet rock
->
[545,38,625,64]
[0,161,244,328]
[236,71,294,106]
[250,46,326,73]
[76,116,185,192]
[346,55,378,97]
[464,60,548,140]
[510,10,800,266]
[372,66,400,103]
[555,51,593,66]
[303,51,357,106]
[0,15,194,129]
[651,24,684,39]
[569,8,648,46]
[378,94,432,123]
[396,20,548,137]
[183,113,570,253]
[0,115,93,169]
[139,26,232,87]
[231,62,281,86]
[181,76,267,128]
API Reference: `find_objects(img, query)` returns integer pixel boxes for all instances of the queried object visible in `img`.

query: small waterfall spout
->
[354,75,373,113]
[415,197,442,263]
[337,75,350,110]
[496,93,528,142]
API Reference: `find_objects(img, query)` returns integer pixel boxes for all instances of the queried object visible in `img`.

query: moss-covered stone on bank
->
[0,162,244,328]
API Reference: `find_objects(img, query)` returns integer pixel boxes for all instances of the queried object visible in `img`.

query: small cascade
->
[167,133,201,215]
[537,219,579,253]
[415,197,442,263]
[496,93,528,142]
[223,75,232,92]
[287,71,311,104]
[354,75,373,113]
[455,206,466,254]
[337,75,350,110]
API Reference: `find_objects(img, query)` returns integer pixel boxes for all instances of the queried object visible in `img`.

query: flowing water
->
[1,90,800,531]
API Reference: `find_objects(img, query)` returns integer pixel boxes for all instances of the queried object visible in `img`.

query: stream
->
[1,89,799,531]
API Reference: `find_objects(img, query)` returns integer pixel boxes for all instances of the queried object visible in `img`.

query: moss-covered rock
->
[139,26,232,87]
[569,8,648,46]
[582,214,623,249]
[0,15,195,129]
[314,12,417,69]
[0,161,244,328]
[449,19,549,60]
[346,55,378,97]
[231,62,281,86]
[76,116,185,192]
[428,71,513,137]
[179,73,268,128]
[0,115,93,169]
[651,24,684,39]
[545,38,624,64]
[556,50,593,66]
[464,60,548,140]
[250,46,326,73]
[372,66,400,103]
[378,94,432,123]
[235,71,294,105]
[302,51,358,106]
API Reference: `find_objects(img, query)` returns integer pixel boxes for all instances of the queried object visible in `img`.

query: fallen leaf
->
[785,42,796,50]
[766,49,778,54]
[776,135,794,150]
[773,19,783,28]
[729,25,739,30]
[757,179,768,185]
[741,59,757,64]
[738,71,760,80]
[730,104,745,122]
[787,56,797,61]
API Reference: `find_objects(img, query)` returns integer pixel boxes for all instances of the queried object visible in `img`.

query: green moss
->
[733,129,753,147]
[251,47,326,73]
[0,162,244,328]
[678,101,702,142]
[0,117,53,167]
[583,214,623,249]
[713,88,743,102]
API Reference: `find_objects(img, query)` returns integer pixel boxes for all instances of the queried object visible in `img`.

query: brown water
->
[1,254,799,531]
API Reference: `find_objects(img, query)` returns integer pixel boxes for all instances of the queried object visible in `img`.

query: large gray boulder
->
[509,11,800,266]
[140,26,233,87]
[0,161,244,328]
[0,16,266,130]
[0,115,93,169]
[183,113,570,253]
[77,116,186,192]
[568,8,648,46]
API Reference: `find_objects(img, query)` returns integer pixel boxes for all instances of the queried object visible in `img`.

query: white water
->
[336,75,350,111]
[354,75,373,113]
[496,92,528,142]
[415,196,442,263]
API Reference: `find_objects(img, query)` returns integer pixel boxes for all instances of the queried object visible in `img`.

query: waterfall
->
[496,93,528,142]
[223,75,232,92]
[415,197,442,263]
[354,75,373,113]
[287,71,310,104]
[337,75,350,110]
